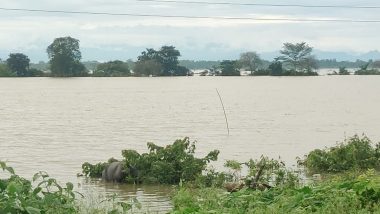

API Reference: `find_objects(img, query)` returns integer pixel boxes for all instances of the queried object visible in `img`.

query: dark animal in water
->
[102,162,139,183]
[102,162,125,182]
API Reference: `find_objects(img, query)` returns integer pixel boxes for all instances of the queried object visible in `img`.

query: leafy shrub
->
[301,135,380,174]
[1,161,140,214]
[82,138,220,185]
[0,161,78,214]
[81,158,119,178]
[244,156,299,188]
[82,162,107,178]
[172,170,380,213]
[194,156,299,190]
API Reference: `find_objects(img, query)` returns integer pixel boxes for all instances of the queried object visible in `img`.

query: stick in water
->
[216,88,230,135]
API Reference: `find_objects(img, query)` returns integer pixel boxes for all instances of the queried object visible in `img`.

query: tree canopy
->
[239,52,262,75]
[93,60,131,77]
[135,46,190,76]
[0,63,14,77]
[47,36,87,77]
[220,60,240,76]
[6,53,30,77]
[278,42,317,73]
[268,61,283,76]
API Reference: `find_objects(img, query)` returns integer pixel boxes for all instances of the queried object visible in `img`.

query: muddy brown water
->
[1,76,380,212]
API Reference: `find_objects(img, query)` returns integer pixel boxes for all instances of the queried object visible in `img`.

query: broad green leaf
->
[33,187,42,195]
[119,202,132,212]
[26,206,41,214]
[6,181,20,194]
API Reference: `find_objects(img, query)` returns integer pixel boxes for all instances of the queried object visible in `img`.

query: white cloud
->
[1,0,380,61]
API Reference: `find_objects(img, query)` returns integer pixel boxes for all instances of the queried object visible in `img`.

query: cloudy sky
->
[0,0,380,62]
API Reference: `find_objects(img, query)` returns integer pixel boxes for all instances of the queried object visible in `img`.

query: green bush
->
[0,161,78,214]
[81,158,119,178]
[82,138,220,185]
[1,161,140,214]
[301,135,380,174]
[82,162,107,178]
[172,170,380,213]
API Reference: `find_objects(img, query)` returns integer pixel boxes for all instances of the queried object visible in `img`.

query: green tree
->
[220,60,240,76]
[136,46,188,76]
[133,59,163,76]
[138,48,159,62]
[279,42,317,73]
[268,61,283,76]
[158,46,181,75]
[338,67,350,75]
[0,63,14,77]
[239,52,262,75]
[6,53,30,77]
[47,36,87,77]
[93,60,131,77]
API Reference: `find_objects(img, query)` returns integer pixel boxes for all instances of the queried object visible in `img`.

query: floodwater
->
[1,76,380,212]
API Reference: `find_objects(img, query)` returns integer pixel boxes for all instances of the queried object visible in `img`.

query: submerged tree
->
[0,63,14,77]
[134,59,162,76]
[94,60,130,77]
[135,45,189,76]
[239,52,262,75]
[278,42,317,73]
[268,61,283,76]
[47,36,87,77]
[220,60,240,76]
[6,53,30,77]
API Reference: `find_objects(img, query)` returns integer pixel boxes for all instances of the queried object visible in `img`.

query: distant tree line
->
[1,37,380,77]
[200,42,319,76]
[317,59,371,69]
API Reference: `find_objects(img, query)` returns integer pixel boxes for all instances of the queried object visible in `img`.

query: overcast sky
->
[1,0,380,61]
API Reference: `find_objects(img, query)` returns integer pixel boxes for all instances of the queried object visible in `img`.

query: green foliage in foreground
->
[0,161,77,214]
[1,161,140,214]
[301,135,380,174]
[82,138,220,185]
[172,170,380,214]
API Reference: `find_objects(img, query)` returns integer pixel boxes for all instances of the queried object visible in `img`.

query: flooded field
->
[1,76,380,212]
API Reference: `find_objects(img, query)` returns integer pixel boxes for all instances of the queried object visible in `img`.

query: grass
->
[171,170,380,213]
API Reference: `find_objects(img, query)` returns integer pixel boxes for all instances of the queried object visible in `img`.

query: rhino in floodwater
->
[102,161,139,183]
[102,162,125,182]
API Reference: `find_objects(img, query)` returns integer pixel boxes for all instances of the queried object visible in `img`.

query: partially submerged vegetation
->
[0,162,141,214]
[2,135,380,213]
[0,161,78,213]
[172,135,380,213]
[2,37,380,77]
[301,135,380,174]
[80,135,380,213]
[82,137,220,184]
[172,172,380,213]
